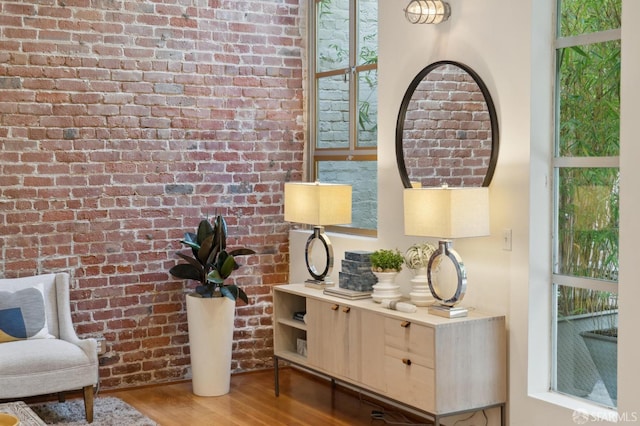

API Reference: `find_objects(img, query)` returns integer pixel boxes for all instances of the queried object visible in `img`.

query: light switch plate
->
[502,229,512,251]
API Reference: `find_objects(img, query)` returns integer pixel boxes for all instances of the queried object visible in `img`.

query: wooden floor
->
[106,367,431,426]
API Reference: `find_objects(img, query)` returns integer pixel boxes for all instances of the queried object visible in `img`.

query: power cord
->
[452,410,488,426]
[358,391,431,425]
[370,409,431,425]
[367,397,488,426]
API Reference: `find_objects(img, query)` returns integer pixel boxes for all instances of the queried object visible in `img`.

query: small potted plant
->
[370,248,405,272]
[170,214,256,397]
[369,249,404,303]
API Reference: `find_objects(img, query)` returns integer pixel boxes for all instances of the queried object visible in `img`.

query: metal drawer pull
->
[402,358,412,366]
[331,304,339,311]
[400,321,411,328]
[342,306,351,313]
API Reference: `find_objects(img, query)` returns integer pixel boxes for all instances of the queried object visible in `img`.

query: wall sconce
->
[404,186,489,318]
[404,0,451,24]
[284,182,352,288]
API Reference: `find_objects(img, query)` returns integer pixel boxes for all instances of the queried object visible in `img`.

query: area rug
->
[29,396,157,426]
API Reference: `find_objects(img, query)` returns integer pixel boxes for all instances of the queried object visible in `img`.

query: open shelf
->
[273,289,307,359]
[277,317,307,330]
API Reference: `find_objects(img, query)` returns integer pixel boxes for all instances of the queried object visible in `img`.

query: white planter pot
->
[409,267,436,307]
[371,271,402,303]
[186,294,236,396]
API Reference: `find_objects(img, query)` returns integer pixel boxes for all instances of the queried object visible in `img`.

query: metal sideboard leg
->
[274,356,280,397]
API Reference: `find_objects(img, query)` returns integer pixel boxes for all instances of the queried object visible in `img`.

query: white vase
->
[409,267,436,306]
[186,294,236,396]
[371,271,402,303]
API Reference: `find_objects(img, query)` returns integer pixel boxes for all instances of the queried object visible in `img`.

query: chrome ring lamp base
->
[304,226,334,288]
[427,240,468,318]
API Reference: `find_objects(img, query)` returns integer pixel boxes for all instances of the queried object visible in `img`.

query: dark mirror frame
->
[395,60,499,188]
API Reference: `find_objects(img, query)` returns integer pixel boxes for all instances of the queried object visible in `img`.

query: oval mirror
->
[395,61,499,188]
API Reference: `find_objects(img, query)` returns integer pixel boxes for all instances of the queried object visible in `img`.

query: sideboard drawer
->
[384,351,436,412]
[384,317,435,369]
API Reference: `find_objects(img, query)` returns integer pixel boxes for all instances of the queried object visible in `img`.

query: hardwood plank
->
[107,367,429,425]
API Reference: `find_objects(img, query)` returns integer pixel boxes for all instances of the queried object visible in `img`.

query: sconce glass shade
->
[403,187,489,318]
[284,182,352,287]
[404,0,451,24]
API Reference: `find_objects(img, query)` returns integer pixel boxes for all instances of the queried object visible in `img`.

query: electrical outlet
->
[96,337,106,355]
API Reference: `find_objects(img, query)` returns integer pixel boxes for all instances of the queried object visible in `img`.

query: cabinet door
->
[360,309,386,392]
[306,298,361,381]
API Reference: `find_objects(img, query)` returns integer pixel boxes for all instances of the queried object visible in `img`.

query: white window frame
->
[528,0,622,416]
[308,0,378,236]
[541,0,621,413]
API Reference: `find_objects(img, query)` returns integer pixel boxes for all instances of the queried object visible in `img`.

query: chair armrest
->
[55,274,99,362]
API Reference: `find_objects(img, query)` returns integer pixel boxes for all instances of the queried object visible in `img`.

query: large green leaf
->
[206,242,222,268]
[196,219,214,245]
[207,269,225,284]
[213,215,227,251]
[198,234,215,265]
[176,252,203,270]
[169,264,202,282]
[228,248,256,257]
[221,285,249,304]
[219,253,237,279]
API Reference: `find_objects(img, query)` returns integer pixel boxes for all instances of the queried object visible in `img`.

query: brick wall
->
[0,0,304,389]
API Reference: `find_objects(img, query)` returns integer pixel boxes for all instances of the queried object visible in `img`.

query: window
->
[551,0,620,408]
[310,0,378,233]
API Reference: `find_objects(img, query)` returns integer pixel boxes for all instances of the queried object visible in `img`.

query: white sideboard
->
[273,284,507,426]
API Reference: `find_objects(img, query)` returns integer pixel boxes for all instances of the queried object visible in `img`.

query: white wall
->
[290,1,640,424]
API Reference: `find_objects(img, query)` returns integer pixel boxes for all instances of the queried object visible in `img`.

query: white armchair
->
[0,273,99,422]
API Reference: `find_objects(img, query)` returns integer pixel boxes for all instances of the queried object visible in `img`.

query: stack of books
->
[323,286,372,300]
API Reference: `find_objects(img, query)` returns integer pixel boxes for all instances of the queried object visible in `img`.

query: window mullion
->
[552,156,620,168]
[349,0,358,152]
[556,28,621,49]
[553,274,618,293]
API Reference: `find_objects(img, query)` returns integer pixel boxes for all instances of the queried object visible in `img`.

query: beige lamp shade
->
[284,182,352,226]
[404,187,490,239]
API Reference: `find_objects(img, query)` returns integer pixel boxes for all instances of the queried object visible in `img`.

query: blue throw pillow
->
[0,285,53,343]
[0,307,28,341]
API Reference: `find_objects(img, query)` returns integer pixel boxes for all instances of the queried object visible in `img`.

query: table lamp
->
[403,185,489,318]
[284,182,352,288]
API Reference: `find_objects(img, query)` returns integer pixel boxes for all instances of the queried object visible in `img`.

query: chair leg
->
[83,385,94,423]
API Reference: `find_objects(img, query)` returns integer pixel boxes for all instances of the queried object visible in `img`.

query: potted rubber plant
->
[170,215,255,397]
